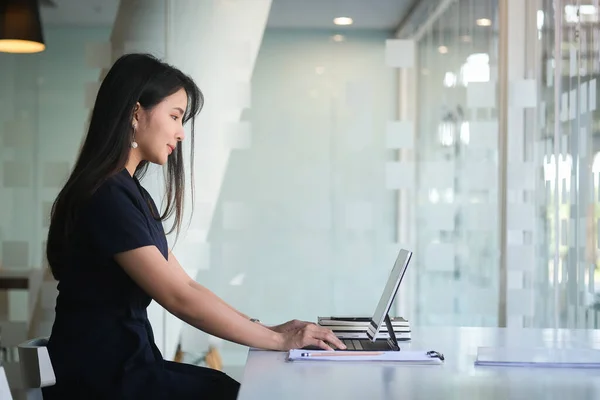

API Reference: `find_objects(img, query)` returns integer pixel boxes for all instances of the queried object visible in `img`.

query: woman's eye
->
[171,115,179,121]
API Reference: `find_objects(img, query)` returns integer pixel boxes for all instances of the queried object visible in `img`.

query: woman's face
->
[132,88,188,166]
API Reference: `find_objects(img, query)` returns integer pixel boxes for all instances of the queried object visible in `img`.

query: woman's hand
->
[269,319,312,333]
[276,323,347,351]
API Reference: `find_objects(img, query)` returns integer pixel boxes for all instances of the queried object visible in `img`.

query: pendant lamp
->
[0,0,45,53]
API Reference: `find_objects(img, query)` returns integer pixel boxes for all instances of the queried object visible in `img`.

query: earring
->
[131,124,138,149]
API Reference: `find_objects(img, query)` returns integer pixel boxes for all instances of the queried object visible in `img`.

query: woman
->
[44,53,345,399]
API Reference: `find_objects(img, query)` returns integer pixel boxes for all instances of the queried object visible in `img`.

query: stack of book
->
[317,316,411,341]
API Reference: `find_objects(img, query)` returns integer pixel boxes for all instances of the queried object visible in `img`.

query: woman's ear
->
[132,102,141,126]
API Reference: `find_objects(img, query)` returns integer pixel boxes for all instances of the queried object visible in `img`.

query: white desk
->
[238,327,600,400]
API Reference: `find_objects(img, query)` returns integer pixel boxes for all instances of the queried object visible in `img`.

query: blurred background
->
[0,0,599,381]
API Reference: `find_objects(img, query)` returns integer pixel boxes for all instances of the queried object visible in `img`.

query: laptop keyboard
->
[302,339,395,351]
[337,339,393,351]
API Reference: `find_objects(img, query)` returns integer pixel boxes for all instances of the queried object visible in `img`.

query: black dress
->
[43,169,240,399]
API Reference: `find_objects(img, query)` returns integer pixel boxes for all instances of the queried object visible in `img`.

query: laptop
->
[306,248,413,352]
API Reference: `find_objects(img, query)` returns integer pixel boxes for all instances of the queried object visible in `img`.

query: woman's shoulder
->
[88,169,142,210]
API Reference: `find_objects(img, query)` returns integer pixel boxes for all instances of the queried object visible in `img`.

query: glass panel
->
[400,0,500,327]
[398,0,600,329]
[539,0,600,328]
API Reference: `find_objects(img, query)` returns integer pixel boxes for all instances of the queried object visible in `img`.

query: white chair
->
[17,337,55,398]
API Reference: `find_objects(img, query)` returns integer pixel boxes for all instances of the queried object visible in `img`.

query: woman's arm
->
[115,246,345,351]
[167,251,252,321]
[169,252,311,333]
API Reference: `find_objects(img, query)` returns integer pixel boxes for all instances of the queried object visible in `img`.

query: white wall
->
[181,29,399,366]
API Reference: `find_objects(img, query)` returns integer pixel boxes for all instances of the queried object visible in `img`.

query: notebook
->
[318,316,410,327]
[288,349,444,364]
[475,347,600,369]
[318,315,411,341]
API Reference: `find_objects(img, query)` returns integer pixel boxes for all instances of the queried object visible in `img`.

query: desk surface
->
[238,327,600,400]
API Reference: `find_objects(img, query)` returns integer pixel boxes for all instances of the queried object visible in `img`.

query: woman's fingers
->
[311,325,347,349]
[308,338,334,351]
[301,325,346,350]
[325,332,347,350]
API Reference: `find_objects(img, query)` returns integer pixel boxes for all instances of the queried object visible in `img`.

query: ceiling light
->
[438,45,448,54]
[333,17,353,26]
[331,34,345,42]
[476,18,492,26]
[0,0,46,54]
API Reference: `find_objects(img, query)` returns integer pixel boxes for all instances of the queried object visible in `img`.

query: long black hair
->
[47,53,203,280]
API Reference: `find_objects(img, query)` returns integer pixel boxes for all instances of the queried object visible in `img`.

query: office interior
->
[0,0,599,391]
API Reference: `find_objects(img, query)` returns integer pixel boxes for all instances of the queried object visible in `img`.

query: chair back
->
[17,338,55,389]
[0,363,13,399]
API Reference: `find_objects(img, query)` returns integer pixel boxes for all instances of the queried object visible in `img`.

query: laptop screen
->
[366,249,412,340]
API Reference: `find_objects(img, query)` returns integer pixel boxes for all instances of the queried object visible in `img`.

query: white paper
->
[288,349,443,364]
[476,347,600,368]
